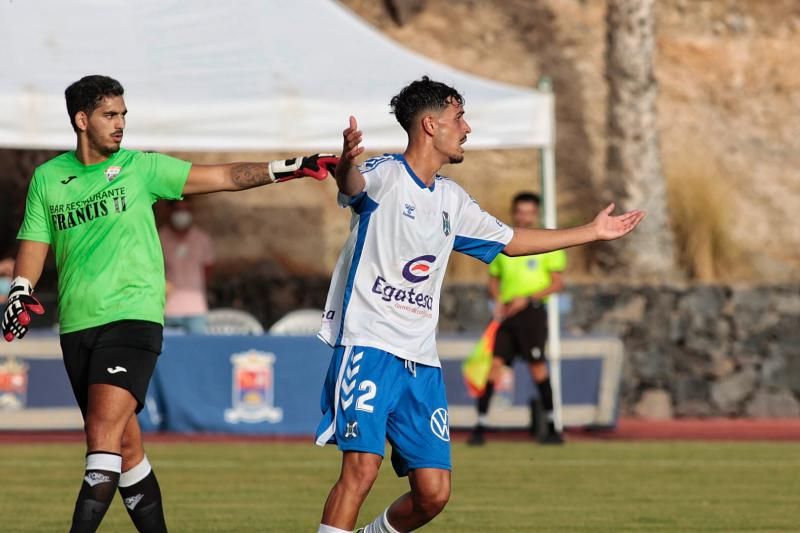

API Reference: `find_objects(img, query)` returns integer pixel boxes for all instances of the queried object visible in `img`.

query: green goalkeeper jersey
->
[17,148,191,333]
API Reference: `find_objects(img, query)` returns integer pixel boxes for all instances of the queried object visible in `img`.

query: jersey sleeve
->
[17,171,52,244]
[453,190,514,264]
[336,155,395,215]
[140,152,192,202]
[546,249,568,272]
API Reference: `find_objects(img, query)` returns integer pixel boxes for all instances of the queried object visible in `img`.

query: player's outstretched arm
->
[335,116,367,197]
[182,154,339,195]
[3,240,48,342]
[502,203,645,257]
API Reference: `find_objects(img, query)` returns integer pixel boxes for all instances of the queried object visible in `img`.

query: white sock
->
[119,455,152,487]
[85,452,122,473]
[318,524,351,533]
[364,509,400,533]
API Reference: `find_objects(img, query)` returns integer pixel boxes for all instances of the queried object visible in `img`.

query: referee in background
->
[469,192,566,445]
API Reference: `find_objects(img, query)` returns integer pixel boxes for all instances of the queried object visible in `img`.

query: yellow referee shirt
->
[488,250,567,304]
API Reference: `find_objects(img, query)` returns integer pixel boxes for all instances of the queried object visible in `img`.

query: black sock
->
[474,381,495,432]
[477,381,495,417]
[529,397,540,435]
[537,377,554,412]
[70,451,122,533]
[537,377,556,430]
[119,457,168,533]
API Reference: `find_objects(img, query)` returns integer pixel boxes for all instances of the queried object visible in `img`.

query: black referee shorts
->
[60,320,163,414]
[494,302,548,365]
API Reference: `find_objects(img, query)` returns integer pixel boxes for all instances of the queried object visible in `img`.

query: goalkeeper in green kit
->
[1,75,338,533]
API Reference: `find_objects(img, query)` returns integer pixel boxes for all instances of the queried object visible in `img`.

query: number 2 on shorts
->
[356,380,377,413]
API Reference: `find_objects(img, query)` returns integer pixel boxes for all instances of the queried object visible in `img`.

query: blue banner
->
[1,333,620,432]
[139,336,332,435]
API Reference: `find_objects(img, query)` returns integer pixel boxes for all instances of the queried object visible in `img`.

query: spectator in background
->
[0,257,14,304]
[159,199,214,333]
[468,192,567,446]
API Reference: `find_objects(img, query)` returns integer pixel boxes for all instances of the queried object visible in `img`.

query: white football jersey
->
[318,154,514,367]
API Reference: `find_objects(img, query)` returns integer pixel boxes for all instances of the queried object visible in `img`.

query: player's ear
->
[421,114,437,137]
[75,111,89,132]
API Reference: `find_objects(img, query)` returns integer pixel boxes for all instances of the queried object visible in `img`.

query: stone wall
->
[564,283,800,419]
[438,282,800,418]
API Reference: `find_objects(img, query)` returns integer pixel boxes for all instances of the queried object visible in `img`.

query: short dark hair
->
[64,75,124,132]
[389,76,464,132]
[512,191,541,207]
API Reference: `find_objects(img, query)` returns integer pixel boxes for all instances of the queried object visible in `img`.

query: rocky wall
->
[437,282,800,418]
[564,283,800,419]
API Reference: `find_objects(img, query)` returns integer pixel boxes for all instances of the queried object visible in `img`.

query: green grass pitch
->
[1,440,798,532]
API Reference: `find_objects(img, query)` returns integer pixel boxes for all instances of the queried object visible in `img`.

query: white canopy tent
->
[0,0,553,152]
[0,0,564,430]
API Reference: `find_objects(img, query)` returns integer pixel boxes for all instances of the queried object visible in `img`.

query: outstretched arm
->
[182,155,338,195]
[503,203,645,257]
[335,116,367,197]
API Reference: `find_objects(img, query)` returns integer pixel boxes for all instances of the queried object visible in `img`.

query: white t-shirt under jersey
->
[318,154,514,367]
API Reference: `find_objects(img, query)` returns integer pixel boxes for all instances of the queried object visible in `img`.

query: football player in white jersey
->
[315,77,645,533]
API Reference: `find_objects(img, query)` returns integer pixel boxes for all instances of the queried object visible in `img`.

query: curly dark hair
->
[64,75,124,132]
[389,76,464,132]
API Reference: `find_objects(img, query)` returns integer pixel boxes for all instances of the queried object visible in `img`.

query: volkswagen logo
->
[430,408,450,442]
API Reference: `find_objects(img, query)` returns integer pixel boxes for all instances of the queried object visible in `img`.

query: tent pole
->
[537,77,563,433]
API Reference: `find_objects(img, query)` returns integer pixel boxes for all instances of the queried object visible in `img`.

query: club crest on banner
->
[0,358,29,410]
[224,350,283,424]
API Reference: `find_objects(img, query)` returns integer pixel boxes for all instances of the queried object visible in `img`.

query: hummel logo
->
[60,175,79,185]
[107,366,127,374]
[340,351,363,410]
[84,472,112,487]
[124,493,144,510]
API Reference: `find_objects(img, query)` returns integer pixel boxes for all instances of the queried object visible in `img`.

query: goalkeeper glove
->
[268,154,339,183]
[2,276,45,342]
